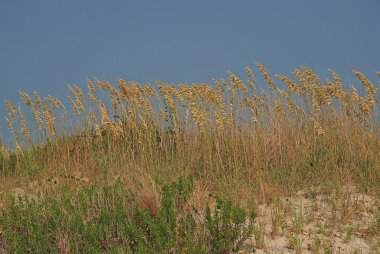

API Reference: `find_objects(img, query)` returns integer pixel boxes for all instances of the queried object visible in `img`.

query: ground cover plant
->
[0,177,255,253]
[0,63,379,253]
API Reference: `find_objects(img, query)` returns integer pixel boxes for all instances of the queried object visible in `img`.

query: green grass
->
[0,177,255,253]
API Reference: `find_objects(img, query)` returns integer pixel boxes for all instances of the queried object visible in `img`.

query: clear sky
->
[0,0,379,137]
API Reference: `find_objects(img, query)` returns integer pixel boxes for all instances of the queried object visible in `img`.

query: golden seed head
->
[328,69,343,87]
[253,95,265,107]
[42,105,56,135]
[67,84,75,96]
[228,70,248,93]
[18,106,30,138]
[353,70,377,108]
[293,69,309,95]
[301,66,321,85]
[68,96,80,117]
[276,74,297,93]
[310,117,325,136]
[353,70,375,91]
[351,86,370,116]
[274,98,283,114]
[112,120,124,137]
[6,117,14,133]
[98,102,112,129]
[4,100,16,117]
[88,92,98,103]
[46,96,64,109]
[144,85,158,97]
[87,80,95,94]
[19,92,32,106]
[245,66,256,91]
[33,91,42,105]
[257,62,276,90]
[74,85,84,100]
[118,79,130,99]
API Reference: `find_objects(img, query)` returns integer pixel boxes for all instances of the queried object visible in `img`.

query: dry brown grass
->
[0,63,379,210]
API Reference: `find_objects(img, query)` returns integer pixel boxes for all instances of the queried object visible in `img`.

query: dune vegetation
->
[0,63,379,253]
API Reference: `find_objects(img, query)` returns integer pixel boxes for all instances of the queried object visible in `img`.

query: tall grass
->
[0,63,379,206]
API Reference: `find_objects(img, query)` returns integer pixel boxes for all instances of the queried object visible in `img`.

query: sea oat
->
[257,62,276,90]
[310,117,325,136]
[18,106,30,138]
[19,92,32,106]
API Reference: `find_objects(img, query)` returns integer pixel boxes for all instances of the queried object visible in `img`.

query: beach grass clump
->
[0,64,379,195]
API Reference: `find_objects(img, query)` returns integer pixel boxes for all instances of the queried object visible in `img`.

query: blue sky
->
[0,0,379,138]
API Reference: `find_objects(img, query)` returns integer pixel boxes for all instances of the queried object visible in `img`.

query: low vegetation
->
[0,177,255,253]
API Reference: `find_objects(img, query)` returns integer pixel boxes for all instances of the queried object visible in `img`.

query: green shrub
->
[205,198,255,253]
[0,177,255,253]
